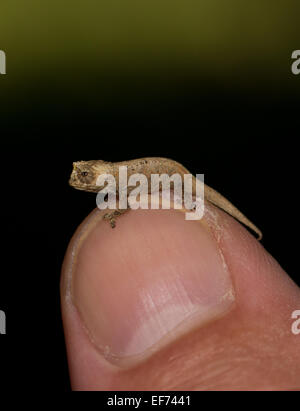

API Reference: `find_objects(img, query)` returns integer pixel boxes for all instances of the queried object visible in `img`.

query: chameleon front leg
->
[103,208,129,228]
[103,196,131,228]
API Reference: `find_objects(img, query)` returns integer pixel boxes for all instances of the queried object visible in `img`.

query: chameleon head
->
[69,160,110,192]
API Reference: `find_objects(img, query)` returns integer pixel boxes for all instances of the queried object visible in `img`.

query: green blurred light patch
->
[0,0,299,97]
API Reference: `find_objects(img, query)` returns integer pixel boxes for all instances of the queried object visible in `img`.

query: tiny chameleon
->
[69,157,262,240]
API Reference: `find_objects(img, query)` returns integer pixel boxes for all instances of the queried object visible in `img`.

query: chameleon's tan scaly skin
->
[69,157,262,240]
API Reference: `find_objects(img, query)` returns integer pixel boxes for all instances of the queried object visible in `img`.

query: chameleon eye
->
[77,168,94,184]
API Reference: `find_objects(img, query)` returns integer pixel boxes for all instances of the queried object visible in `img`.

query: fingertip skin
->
[61,206,300,390]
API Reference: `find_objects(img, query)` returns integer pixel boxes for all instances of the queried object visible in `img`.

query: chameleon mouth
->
[69,180,100,193]
[69,182,85,191]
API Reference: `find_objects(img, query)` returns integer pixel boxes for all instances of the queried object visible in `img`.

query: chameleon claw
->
[103,211,119,228]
